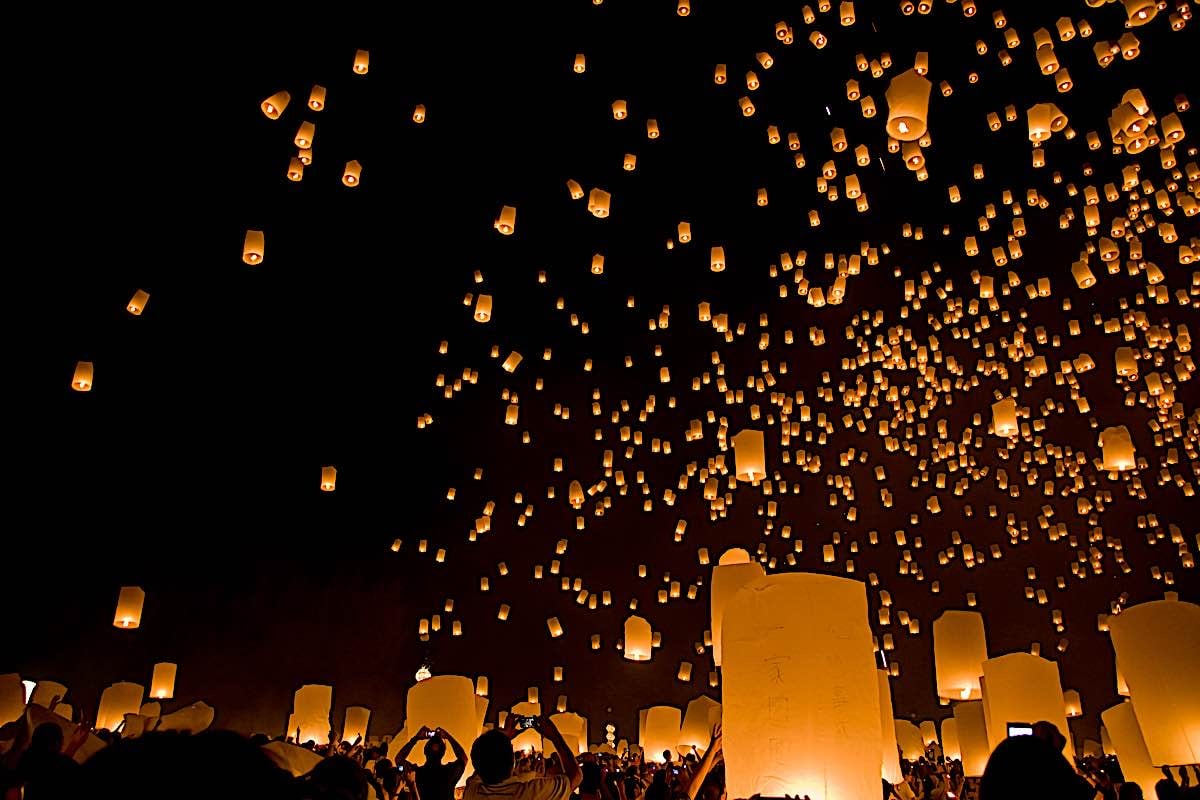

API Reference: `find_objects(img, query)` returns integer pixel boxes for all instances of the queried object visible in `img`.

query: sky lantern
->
[96,682,144,732]
[709,548,765,667]
[954,701,990,777]
[320,466,337,492]
[341,706,371,744]
[71,361,94,392]
[1102,701,1164,794]
[940,718,961,761]
[352,49,369,74]
[624,615,653,661]
[641,705,682,763]
[990,398,1018,437]
[407,676,480,780]
[1099,426,1136,471]
[877,671,903,784]
[307,85,326,110]
[981,653,1072,755]
[341,160,362,186]
[731,429,765,482]
[494,206,516,235]
[1108,599,1200,765]
[150,663,177,700]
[885,69,931,141]
[260,91,290,119]
[587,188,611,218]
[113,586,145,629]
[473,295,492,322]
[723,573,880,800]
[933,610,988,701]
[242,230,264,265]
[678,695,721,754]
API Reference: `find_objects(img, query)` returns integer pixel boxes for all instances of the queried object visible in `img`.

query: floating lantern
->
[243,230,265,265]
[71,361,94,392]
[981,653,1072,755]
[342,160,362,187]
[261,91,290,119]
[353,50,369,74]
[113,586,145,628]
[885,69,932,141]
[709,549,766,667]
[320,466,337,492]
[150,663,177,700]
[933,611,988,701]
[494,206,516,235]
[96,682,144,732]
[308,85,326,110]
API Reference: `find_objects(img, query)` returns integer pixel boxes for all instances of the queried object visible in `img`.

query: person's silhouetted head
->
[30,722,65,754]
[980,734,1090,800]
[302,755,368,800]
[471,730,515,785]
[1119,783,1145,800]
[1032,721,1067,753]
[424,734,447,764]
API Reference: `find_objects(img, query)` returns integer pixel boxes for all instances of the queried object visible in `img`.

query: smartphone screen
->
[1006,723,1034,737]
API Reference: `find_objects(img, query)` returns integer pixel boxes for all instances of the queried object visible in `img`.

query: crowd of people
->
[2,707,1198,800]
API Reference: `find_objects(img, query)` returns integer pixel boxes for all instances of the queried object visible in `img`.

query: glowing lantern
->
[954,701,990,777]
[308,85,326,110]
[1108,599,1200,765]
[677,221,691,242]
[407,675,481,782]
[261,91,290,119]
[96,682,144,732]
[341,706,370,744]
[1063,690,1082,718]
[150,663,177,700]
[991,398,1018,437]
[353,49,369,74]
[1099,426,1135,471]
[125,289,151,316]
[243,230,265,265]
[710,246,726,272]
[342,160,362,187]
[731,429,765,482]
[71,361,95,392]
[710,548,766,667]
[294,121,315,148]
[588,188,611,218]
[113,586,145,629]
[941,719,961,761]
[877,671,903,783]
[474,295,492,322]
[885,69,932,141]
[679,695,721,753]
[895,720,924,760]
[624,615,653,661]
[412,104,426,123]
[573,54,586,73]
[1100,702,1161,793]
[612,100,628,120]
[981,653,1072,755]
[494,205,516,235]
[723,573,881,800]
[933,611,988,701]
[320,466,337,492]
[547,617,564,638]
[642,706,682,763]
[29,681,68,709]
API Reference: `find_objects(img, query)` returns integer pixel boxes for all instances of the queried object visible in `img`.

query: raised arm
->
[536,716,582,790]
[395,726,432,767]
[685,724,722,800]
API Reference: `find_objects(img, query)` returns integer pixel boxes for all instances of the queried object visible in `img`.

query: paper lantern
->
[320,466,337,492]
[29,681,68,709]
[243,229,265,265]
[1108,599,1200,765]
[679,695,721,753]
[290,684,332,743]
[407,676,481,781]
[308,85,326,111]
[941,718,961,761]
[1099,426,1136,471]
[991,399,1018,437]
[547,616,564,637]
[261,91,290,119]
[474,294,492,322]
[353,49,369,74]
[731,429,766,482]
[294,121,315,149]
[113,586,145,629]
[97,682,145,732]
[124,289,151,316]
[981,653,1072,755]
[1123,0,1157,25]
[933,611,988,702]
[953,701,990,777]
[710,246,726,272]
[511,700,542,753]
[342,706,371,744]
[287,157,304,182]
[494,205,516,235]
[877,671,904,783]
[342,160,363,187]
[624,615,653,661]
[919,720,939,746]
[573,53,586,73]
[723,573,881,800]
[588,188,611,218]
[895,720,925,760]
[412,104,426,123]
[547,712,587,755]
[641,706,682,763]
[1102,701,1163,793]
[709,548,766,667]
[1063,689,1082,718]
[885,69,931,141]
[0,674,23,726]
[71,361,94,392]
[150,662,177,700]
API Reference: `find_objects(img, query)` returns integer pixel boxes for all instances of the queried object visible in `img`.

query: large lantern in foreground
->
[641,705,682,763]
[723,573,880,800]
[981,653,1071,755]
[709,548,765,667]
[933,610,988,701]
[885,69,931,141]
[624,615,653,661]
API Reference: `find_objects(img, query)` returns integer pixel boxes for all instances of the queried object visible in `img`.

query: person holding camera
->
[394,725,469,800]
[464,715,582,800]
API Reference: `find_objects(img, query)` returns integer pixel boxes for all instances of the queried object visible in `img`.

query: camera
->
[512,715,538,730]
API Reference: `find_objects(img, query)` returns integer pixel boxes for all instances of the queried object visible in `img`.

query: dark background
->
[10,1,1197,749]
